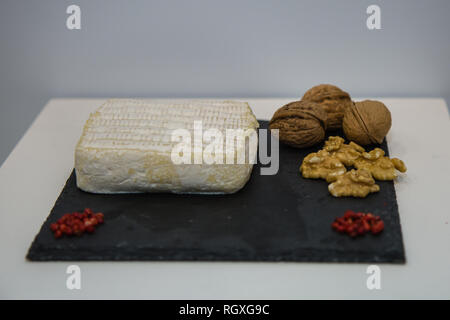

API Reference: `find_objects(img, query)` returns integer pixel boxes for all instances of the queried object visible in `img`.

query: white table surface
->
[1,98,449,299]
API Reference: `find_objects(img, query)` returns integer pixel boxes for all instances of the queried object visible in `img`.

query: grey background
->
[1,0,449,166]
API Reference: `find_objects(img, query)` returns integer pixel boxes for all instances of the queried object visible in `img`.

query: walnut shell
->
[302,84,353,130]
[269,100,327,148]
[342,100,392,145]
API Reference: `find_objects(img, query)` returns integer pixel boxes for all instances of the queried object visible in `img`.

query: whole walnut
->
[269,100,327,148]
[343,100,392,145]
[302,84,353,130]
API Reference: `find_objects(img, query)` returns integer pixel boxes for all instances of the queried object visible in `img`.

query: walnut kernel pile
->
[300,136,407,198]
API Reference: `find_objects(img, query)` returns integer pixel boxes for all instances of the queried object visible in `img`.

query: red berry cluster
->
[50,208,104,239]
[332,210,384,237]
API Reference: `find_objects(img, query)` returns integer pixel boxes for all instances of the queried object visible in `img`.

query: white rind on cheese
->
[75,99,259,194]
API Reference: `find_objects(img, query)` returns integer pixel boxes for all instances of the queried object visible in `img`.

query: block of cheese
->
[75,99,259,194]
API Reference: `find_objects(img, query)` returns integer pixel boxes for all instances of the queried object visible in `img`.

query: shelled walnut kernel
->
[300,149,346,183]
[328,169,380,198]
[323,136,366,166]
[354,148,407,180]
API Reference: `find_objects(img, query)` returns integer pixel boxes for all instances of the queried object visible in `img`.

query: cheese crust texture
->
[75,99,259,194]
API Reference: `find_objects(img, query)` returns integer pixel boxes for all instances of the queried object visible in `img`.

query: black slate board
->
[27,121,405,263]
